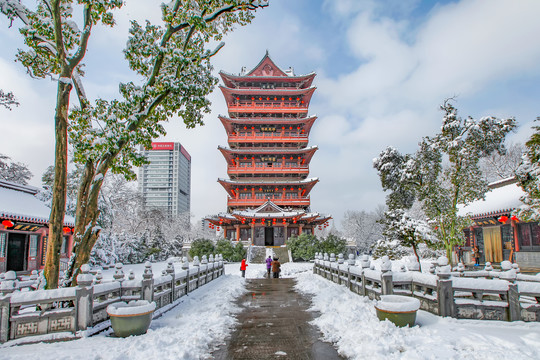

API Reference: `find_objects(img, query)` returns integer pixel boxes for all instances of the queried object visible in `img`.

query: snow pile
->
[375,295,420,313]
[106,300,156,316]
[294,271,540,360]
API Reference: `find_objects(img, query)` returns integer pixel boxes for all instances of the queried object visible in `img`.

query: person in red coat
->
[240,258,248,278]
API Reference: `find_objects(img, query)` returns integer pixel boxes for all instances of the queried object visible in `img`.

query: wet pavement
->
[212,278,343,360]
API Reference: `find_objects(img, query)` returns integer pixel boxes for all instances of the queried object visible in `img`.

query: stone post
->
[113,263,125,299]
[76,264,94,331]
[141,261,154,302]
[507,283,521,321]
[166,259,176,302]
[347,254,355,290]
[337,253,344,264]
[436,272,455,317]
[0,294,10,343]
[181,257,190,294]
[193,256,200,289]
[360,254,370,270]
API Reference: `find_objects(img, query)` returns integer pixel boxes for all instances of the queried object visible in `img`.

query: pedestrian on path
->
[240,258,248,277]
[265,255,272,278]
[473,246,481,266]
[271,257,281,278]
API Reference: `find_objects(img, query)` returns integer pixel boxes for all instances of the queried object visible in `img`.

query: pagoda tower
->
[206,52,331,247]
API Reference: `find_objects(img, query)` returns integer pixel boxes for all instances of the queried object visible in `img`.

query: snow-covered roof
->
[0,180,75,226]
[458,181,525,218]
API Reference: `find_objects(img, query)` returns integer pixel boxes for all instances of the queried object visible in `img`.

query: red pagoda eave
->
[219,86,316,107]
[218,178,319,197]
[218,115,317,134]
[218,146,318,163]
[219,71,316,89]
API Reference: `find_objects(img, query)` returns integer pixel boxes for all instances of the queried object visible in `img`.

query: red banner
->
[151,142,175,150]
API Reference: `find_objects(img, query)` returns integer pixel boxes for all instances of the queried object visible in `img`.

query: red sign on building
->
[151,142,175,150]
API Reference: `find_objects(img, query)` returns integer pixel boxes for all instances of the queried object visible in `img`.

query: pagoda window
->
[286,192,298,199]
[255,193,265,199]
[239,193,251,199]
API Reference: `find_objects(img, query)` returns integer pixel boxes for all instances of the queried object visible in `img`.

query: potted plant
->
[375,295,420,327]
[106,300,156,337]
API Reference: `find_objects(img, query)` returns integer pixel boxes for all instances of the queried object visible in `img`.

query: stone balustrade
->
[0,255,225,343]
[313,252,540,322]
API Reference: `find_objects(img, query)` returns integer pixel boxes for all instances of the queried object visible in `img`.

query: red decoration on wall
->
[2,220,14,228]
[498,215,509,223]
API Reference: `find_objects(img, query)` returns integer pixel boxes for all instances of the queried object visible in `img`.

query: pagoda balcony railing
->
[228,132,308,143]
[227,101,308,113]
[228,164,309,174]
[228,196,310,207]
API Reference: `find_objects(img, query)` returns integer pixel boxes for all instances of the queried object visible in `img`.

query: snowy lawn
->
[2,262,540,360]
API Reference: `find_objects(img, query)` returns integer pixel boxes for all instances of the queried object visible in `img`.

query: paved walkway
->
[212,278,343,360]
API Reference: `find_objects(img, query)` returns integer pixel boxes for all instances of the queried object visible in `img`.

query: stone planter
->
[106,300,156,337]
[375,295,420,327]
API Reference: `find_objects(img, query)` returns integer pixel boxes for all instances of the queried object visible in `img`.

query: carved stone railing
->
[313,253,540,322]
[0,255,225,343]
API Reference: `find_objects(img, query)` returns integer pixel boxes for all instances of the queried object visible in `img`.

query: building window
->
[61,236,68,254]
[518,222,540,251]
[29,235,38,257]
[0,232,6,258]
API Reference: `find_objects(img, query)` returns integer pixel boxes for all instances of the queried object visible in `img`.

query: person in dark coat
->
[265,256,273,278]
[240,258,248,277]
[271,257,281,278]
[473,246,480,266]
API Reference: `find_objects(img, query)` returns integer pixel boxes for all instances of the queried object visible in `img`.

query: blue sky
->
[1,0,539,228]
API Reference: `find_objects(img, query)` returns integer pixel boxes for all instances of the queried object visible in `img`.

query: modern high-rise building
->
[206,52,331,246]
[138,142,191,216]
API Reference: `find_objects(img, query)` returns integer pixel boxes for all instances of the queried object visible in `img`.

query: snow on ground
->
[294,270,540,360]
[2,261,540,360]
[0,272,246,360]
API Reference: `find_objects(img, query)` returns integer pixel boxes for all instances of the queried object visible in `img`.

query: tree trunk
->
[64,165,107,286]
[43,80,71,289]
[411,243,422,272]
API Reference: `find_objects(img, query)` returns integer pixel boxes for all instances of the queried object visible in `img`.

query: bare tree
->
[479,142,525,182]
[0,153,32,184]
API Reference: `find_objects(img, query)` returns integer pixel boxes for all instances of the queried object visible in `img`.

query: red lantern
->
[293,218,297,224]
[251,97,254,100]
[259,187,263,191]
[511,215,519,222]
[261,218,265,224]
[244,126,247,130]
[282,126,285,130]
[290,187,294,191]
[274,97,277,101]
[281,97,284,101]
[2,220,14,228]
[259,97,262,100]
[219,219,223,225]
[301,100,305,104]
[244,187,247,191]
[252,219,256,224]
[296,98,300,101]
[289,97,292,101]
[63,227,70,234]
[208,224,212,228]
[282,219,286,224]
[217,226,220,231]
[498,215,509,223]
[251,126,255,130]
[266,97,270,100]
